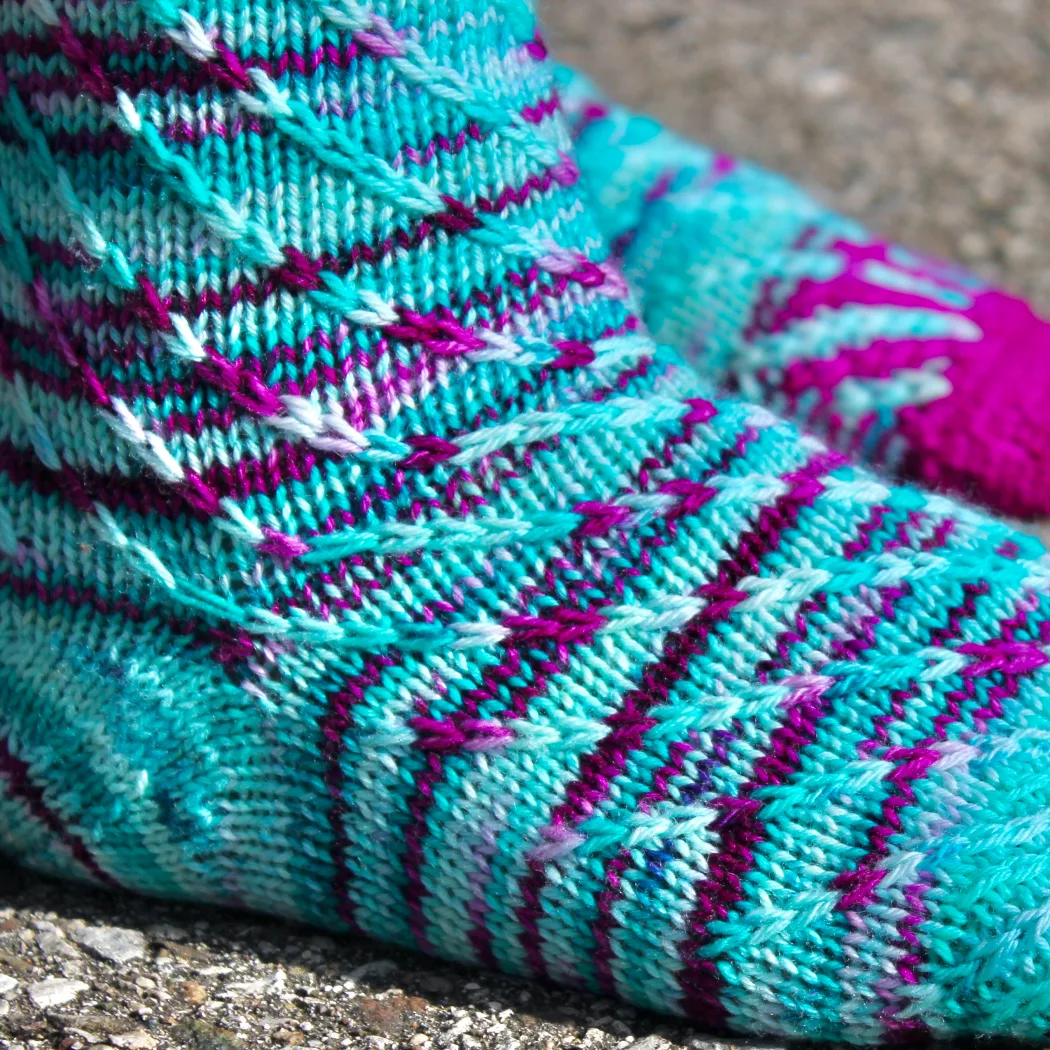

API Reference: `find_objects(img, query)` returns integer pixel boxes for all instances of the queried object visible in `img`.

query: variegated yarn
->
[4,0,1050,1043]
[561,67,1050,519]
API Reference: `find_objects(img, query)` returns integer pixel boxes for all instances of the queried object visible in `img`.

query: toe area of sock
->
[898,289,1050,519]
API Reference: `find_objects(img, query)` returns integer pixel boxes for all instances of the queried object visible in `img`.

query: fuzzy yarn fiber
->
[4,0,1050,1043]
[560,68,1050,520]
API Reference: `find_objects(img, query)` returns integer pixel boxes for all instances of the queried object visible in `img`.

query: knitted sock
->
[4,0,1050,1043]
[559,67,1050,520]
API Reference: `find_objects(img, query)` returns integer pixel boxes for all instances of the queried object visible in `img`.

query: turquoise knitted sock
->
[4,0,1050,1042]
[559,67,1050,521]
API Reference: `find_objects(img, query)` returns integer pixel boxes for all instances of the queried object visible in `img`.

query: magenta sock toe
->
[899,289,1050,517]
[561,66,1050,517]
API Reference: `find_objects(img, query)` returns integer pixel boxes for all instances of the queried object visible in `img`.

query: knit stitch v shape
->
[3,1,1050,1043]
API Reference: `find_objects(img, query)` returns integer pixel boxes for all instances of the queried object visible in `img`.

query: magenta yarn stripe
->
[323,366,672,938]
[833,581,993,913]
[0,436,209,521]
[11,26,556,104]
[672,518,958,1028]
[39,255,593,368]
[16,248,592,383]
[462,422,766,967]
[878,591,1045,1036]
[13,259,594,431]
[27,16,539,104]
[28,156,581,385]
[5,26,547,68]
[586,500,906,999]
[11,43,364,99]
[9,85,552,171]
[0,569,258,680]
[0,325,648,544]
[464,431,772,968]
[812,579,989,1042]
[817,580,983,1039]
[17,162,588,448]
[0,734,121,889]
[0,338,652,657]
[324,382,693,941]
[317,653,402,932]
[513,448,847,981]
[19,14,580,411]
[750,236,975,419]
[34,18,574,285]
[0,293,629,534]
[397,398,727,958]
[315,373,686,935]
[761,239,975,338]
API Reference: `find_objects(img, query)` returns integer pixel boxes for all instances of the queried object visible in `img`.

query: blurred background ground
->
[6,2,1050,1048]
[547,0,1050,307]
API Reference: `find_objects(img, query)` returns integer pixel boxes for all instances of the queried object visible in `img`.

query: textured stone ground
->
[0,869,741,1050]
[6,1,1050,1048]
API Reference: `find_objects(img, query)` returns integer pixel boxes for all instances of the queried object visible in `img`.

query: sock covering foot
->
[3,1,1050,1042]
[560,68,1050,519]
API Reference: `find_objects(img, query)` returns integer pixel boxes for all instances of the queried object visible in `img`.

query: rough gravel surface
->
[5,2,1050,1048]
[0,868,753,1050]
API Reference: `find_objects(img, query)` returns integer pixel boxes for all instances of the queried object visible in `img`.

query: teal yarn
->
[5,0,1050,1043]
[559,67,1050,521]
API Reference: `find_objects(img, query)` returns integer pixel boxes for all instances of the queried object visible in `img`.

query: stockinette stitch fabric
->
[559,68,1050,520]
[5,0,1050,1042]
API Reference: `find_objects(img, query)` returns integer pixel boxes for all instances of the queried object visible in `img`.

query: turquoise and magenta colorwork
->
[5,0,1050,1042]
[561,68,1050,519]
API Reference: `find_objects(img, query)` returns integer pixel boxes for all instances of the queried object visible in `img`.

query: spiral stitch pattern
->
[4,1,1050,1042]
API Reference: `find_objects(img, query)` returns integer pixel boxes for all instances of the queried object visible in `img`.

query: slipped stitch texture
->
[4,0,1050,1042]
[559,68,1050,520]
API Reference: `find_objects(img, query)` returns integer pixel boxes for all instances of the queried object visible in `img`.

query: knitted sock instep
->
[4,0,1050,1042]
[560,67,1050,520]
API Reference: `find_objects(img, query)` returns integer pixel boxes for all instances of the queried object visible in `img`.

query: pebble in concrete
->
[73,926,148,966]
[110,1029,159,1049]
[27,977,90,1009]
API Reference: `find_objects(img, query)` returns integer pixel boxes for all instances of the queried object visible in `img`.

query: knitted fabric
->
[560,68,1050,520]
[4,0,1050,1043]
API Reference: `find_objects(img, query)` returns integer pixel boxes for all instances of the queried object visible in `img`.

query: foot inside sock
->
[3,2,1050,1043]
[559,67,1050,520]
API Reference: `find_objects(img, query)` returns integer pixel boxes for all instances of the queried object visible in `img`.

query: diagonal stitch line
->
[2,327,655,569]
[319,1,559,167]
[318,405,762,934]
[295,401,753,935]
[669,514,1021,1027]
[123,0,619,294]
[0,732,122,889]
[12,161,611,436]
[136,0,559,169]
[5,21,619,508]
[510,450,845,981]
[118,0,568,267]
[0,157,118,415]
[84,393,717,639]
[393,402,767,952]
[584,500,912,1000]
[0,45,659,632]
[669,576,938,1024]
[0,76,490,580]
[1,83,136,295]
[822,580,990,1039]
[0,565,255,683]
